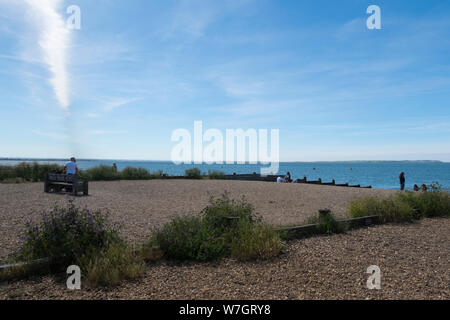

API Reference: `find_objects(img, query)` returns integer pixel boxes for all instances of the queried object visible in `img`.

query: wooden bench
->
[44,173,88,196]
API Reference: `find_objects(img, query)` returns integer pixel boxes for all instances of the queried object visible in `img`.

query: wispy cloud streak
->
[102,97,143,112]
[25,0,71,109]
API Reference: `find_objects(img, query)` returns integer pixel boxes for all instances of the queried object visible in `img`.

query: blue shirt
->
[65,161,78,175]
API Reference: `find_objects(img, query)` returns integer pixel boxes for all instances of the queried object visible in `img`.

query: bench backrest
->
[46,173,78,183]
[48,174,66,182]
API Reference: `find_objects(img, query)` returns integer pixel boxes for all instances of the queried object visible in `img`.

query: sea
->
[1,159,449,191]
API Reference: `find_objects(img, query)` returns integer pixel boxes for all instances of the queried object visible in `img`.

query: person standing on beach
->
[285,172,292,183]
[65,157,78,176]
[399,172,405,190]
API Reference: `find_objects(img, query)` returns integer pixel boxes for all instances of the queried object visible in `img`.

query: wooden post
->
[83,180,89,196]
[44,172,49,193]
[72,175,78,196]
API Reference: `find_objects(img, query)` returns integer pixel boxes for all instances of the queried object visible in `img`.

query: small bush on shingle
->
[306,211,348,235]
[121,167,152,180]
[349,197,414,223]
[185,167,202,179]
[151,193,283,261]
[17,200,121,265]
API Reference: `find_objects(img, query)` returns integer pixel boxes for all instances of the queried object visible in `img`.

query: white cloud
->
[25,0,71,109]
[161,0,257,40]
[88,130,128,136]
[102,97,143,112]
[335,18,366,41]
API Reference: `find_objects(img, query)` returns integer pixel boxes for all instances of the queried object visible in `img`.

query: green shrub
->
[0,165,14,181]
[17,200,121,266]
[0,162,168,182]
[0,260,51,282]
[83,165,120,181]
[150,169,165,179]
[185,167,202,179]
[349,183,450,222]
[121,167,152,180]
[12,163,31,181]
[231,220,283,261]
[1,177,27,184]
[0,162,64,182]
[208,170,227,180]
[201,192,258,235]
[151,193,282,262]
[77,243,145,287]
[306,211,348,235]
[397,186,450,218]
[349,197,414,223]
[10,201,146,287]
[151,216,226,261]
[30,163,64,182]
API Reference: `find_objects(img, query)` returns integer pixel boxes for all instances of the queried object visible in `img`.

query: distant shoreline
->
[0,158,445,163]
[2,159,449,191]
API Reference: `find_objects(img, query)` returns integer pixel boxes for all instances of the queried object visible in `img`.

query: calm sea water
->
[1,159,449,191]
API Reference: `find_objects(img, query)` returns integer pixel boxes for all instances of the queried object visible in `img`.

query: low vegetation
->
[76,244,145,287]
[0,259,51,283]
[151,215,225,261]
[207,170,227,180]
[80,165,120,181]
[349,196,414,223]
[3,193,283,287]
[0,162,64,182]
[306,210,348,235]
[396,183,450,218]
[349,183,450,222]
[0,162,226,182]
[150,193,284,261]
[120,166,154,180]
[17,201,121,264]
[0,177,27,184]
[184,167,202,179]
[5,201,144,287]
[230,220,283,260]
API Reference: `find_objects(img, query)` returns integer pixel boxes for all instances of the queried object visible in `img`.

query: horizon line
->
[0,157,447,164]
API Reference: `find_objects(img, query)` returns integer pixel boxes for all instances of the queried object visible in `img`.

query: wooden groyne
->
[225,173,372,189]
[225,172,281,182]
[88,170,372,189]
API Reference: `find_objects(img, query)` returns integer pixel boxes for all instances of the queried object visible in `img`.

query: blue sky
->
[0,0,449,161]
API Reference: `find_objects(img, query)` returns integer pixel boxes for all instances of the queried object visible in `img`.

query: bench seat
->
[44,173,88,196]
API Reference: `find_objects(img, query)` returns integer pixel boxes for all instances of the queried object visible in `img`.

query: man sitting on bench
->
[44,157,88,195]
[65,157,78,176]
[64,157,78,191]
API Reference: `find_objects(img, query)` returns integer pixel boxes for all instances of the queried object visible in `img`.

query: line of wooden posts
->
[225,173,372,188]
